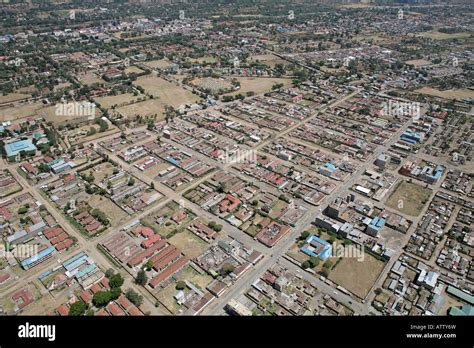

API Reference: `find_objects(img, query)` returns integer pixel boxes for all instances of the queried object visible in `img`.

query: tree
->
[125,289,143,306]
[308,256,320,268]
[109,273,124,288]
[143,260,153,271]
[323,260,334,269]
[300,231,310,240]
[220,263,235,276]
[135,269,148,286]
[68,300,87,316]
[110,287,122,300]
[105,268,115,278]
[92,291,112,307]
[176,280,186,290]
[321,267,330,277]
[374,288,383,296]
[301,261,310,269]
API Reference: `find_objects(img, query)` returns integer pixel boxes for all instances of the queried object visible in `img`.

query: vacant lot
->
[0,93,32,104]
[415,87,474,101]
[415,31,471,40]
[143,59,173,69]
[88,194,128,227]
[125,66,144,75]
[169,230,208,259]
[188,56,218,64]
[175,265,213,291]
[328,254,386,299]
[134,75,201,106]
[94,93,138,109]
[224,77,292,97]
[248,54,287,68]
[191,77,233,94]
[0,102,43,121]
[386,181,432,217]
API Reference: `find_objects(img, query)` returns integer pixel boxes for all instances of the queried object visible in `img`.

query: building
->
[365,216,385,237]
[5,139,37,162]
[375,154,389,169]
[225,299,252,316]
[300,234,332,260]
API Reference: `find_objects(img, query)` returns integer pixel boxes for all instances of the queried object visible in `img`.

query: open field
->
[169,230,209,259]
[404,59,431,67]
[224,77,292,97]
[191,77,233,94]
[0,93,32,104]
[415,31,471,40]
[248,54,287,68]
[0,102,43,121]
[188,56,218,64]
[125,66,144,75]
[415,87,474,100]
[88,194,129,226]
[328,254,386,299]
[143,59,173,69]
[94,93,138,109]
[78,72,105,85]
[116,99,166,120]
[175,265,213,291]
[385,181,432,217]
[134,75,201,106]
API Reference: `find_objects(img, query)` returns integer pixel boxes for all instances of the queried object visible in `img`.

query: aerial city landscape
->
[0,0,472,320]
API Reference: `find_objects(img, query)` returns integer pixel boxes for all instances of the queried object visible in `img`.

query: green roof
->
[446,286,474,305]
[449,305,474,316]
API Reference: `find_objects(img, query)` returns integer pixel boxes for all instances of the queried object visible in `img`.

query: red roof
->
[117,295,132,310]
[107,302,126,316]
[127,306,144,316]
[80,290,93,303]
[96,308,110,316]
[127,240,166,267]
[57,304,69,316]
[89,283,102,294]
[149,256,189,288]
[141,233,162,249]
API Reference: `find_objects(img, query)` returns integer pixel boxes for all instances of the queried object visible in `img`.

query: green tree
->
[308,256,320,268]
[135,269,148,286]
[125,289,143,306]
[92,291,112,307]
[300,231,310,240]
[68,300,87,316]
[109,273,124,288]
[301,261,310,269]
[105,268,115,278]
[220,263,235,276]
[176,280,186,290]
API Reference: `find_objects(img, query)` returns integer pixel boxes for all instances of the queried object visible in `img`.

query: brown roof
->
[107,302,126,316]
[57,304,69,316]
[80,290,93,303]
[117,295,132,311]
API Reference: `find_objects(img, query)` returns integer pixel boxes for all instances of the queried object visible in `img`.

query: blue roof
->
[21,246,55,268]
[5,139,37,157]
[63,251,86,268]
[76,263,97,278]
[324,162,337,172]
[401,136,417,144]
[64,254,88,272]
